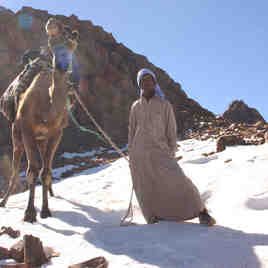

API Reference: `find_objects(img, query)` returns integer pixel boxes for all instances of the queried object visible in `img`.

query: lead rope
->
[72,90,134,226]
[66,96,106,143]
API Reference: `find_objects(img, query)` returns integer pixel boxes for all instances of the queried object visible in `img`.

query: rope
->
[119,187,134,226]
[66,96,106,143]
[72,90,134,226]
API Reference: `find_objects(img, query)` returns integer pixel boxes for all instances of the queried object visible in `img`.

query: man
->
[0,17,79,122]
[128,68,216,226]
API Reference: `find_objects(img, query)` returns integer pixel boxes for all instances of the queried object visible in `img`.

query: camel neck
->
[49,70,69,111]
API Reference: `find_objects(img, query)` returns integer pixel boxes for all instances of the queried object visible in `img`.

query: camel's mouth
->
[54,46,73,72]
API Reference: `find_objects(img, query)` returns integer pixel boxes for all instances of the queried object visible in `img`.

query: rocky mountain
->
[223,100,265,124]
[0,6,214,157]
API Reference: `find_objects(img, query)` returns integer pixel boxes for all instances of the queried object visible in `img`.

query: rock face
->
[0,6,213,156]
[223,100,265,124]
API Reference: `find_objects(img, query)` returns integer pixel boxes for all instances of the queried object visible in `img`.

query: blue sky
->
[2,0,268,120]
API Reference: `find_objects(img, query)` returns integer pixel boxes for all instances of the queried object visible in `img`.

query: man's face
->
[46,24,60,39]
[140,74,156,95]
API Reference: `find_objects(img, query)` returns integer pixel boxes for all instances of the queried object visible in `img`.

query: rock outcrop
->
[186,116,268,151]
[223,100,265,124]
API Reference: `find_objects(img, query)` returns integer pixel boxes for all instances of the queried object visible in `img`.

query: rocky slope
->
[0,6,214,155]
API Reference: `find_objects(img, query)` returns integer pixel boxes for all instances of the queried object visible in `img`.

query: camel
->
[0,47,74,223]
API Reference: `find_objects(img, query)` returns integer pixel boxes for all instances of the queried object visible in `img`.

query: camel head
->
[53,46,73,73]
[46,47,75,107]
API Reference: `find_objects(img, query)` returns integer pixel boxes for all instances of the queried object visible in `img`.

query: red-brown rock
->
[0,6,213,154]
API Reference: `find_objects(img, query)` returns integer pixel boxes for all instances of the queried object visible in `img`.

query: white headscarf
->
[137,68,165,99]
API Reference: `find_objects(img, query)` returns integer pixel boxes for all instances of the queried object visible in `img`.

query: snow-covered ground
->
[1,139,268,268]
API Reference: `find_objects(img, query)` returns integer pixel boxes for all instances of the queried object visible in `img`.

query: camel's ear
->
[66,39,78,52]
[63,26,79,42]
[72,30,79,42]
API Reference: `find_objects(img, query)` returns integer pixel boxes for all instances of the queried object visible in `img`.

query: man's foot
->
[198,209,216,226]
[148,216,164,224]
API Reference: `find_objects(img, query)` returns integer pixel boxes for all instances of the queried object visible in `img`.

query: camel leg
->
[21,126,40,223]
[39,130,63,219]
[49,183,54,197]
[38,140,54,197]
[38,139,52,218]
[0,125,24,207]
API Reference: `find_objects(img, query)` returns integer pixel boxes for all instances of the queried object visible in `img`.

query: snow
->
[1,139,268,267]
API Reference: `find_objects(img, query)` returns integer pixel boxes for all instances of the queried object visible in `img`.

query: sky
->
[1,139,268,267]
[1,0,268,120]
